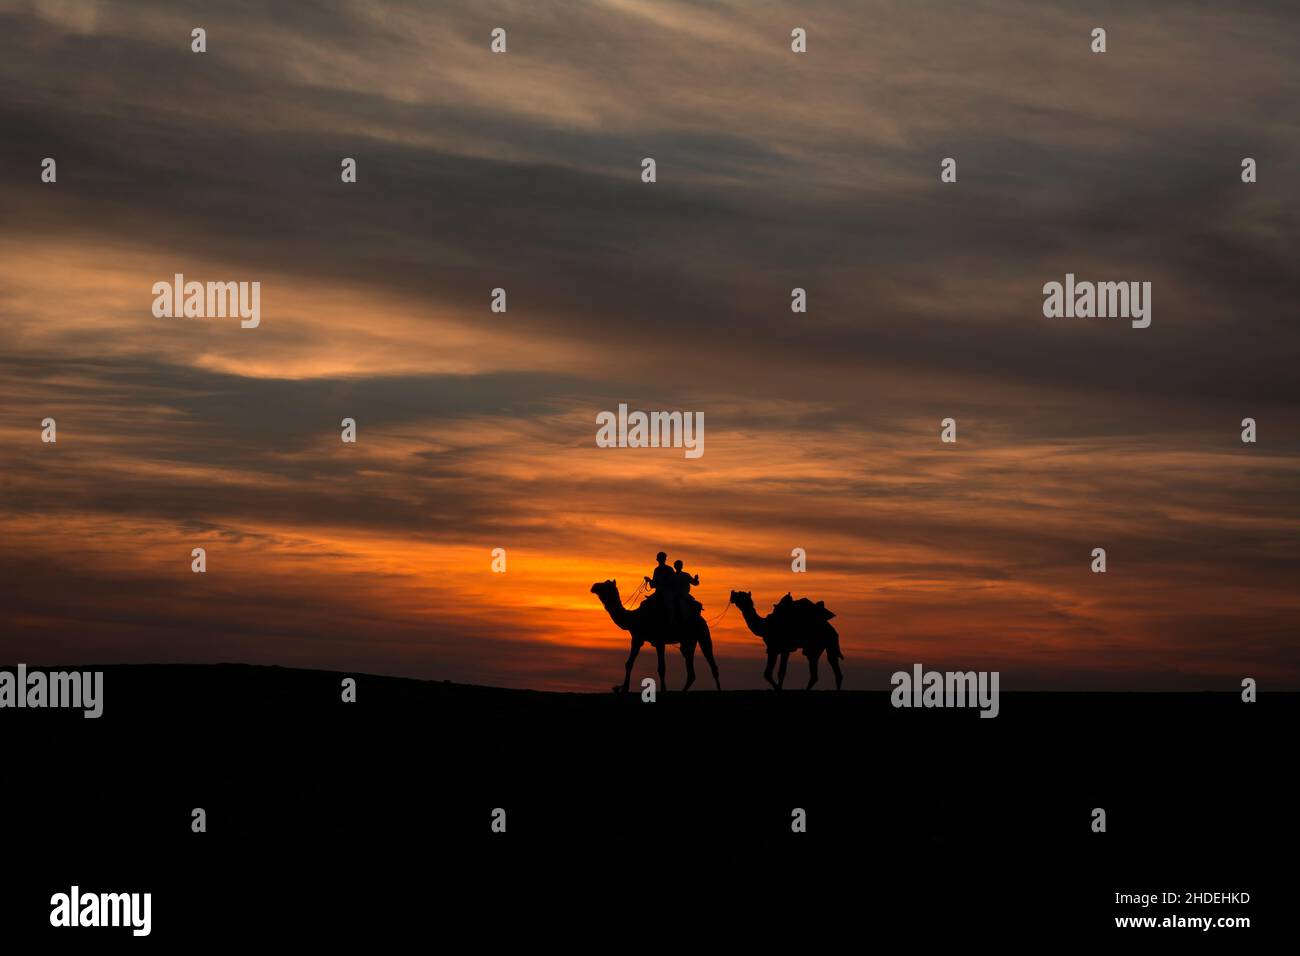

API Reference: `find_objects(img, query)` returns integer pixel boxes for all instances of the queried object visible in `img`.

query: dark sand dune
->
[3,663,1290,941]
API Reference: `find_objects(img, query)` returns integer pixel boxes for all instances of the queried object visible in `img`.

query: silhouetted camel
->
[730,590,844,690]
[591,580,721,693]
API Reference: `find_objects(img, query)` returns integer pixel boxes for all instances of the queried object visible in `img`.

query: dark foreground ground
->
[1,664,1292,944]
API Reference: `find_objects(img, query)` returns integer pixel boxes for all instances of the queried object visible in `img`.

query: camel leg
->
[763,651,779,689]
[806,648,823,690]
[698,632,721,690]
[619,639,643,693]
[829,652,843,690]
[656,643,667,693]
[776,652,789,690]
[680,641,697,692]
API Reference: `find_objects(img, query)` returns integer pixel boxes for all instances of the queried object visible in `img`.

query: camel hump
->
[778,596,836,623]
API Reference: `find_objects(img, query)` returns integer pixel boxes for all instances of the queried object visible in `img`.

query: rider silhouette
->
[673,559,699,620]
[645,552,679,624]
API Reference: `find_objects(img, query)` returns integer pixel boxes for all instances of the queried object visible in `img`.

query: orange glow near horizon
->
[3,1,1299,690]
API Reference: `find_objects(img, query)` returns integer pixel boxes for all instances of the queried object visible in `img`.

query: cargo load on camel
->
[770,593,836,624]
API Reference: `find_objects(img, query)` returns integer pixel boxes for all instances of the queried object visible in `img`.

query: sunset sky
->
[2,0,1297,690]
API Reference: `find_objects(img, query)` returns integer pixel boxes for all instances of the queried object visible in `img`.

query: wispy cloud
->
[2,0,1297,689]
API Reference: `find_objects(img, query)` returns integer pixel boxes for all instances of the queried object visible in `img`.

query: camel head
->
[729,590,771,639]
[590,579,619,601]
